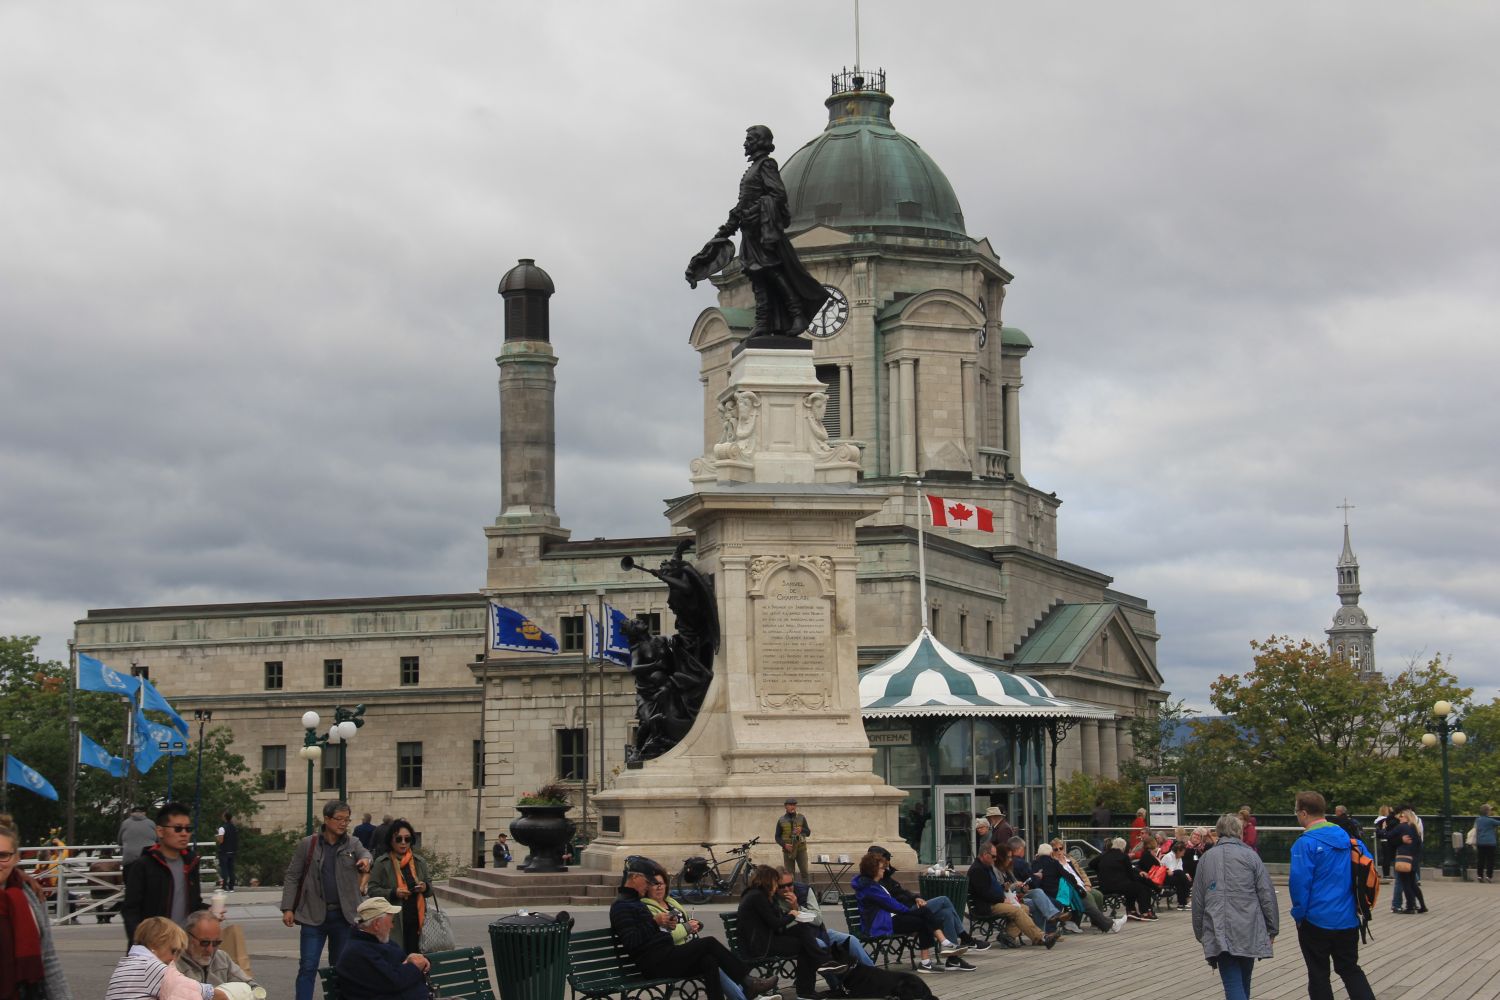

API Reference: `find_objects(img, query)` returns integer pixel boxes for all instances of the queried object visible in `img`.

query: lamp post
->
[1421,699,1467,877]
[190,709,213,837]
[325,704,365,804]
[298,712,323,835]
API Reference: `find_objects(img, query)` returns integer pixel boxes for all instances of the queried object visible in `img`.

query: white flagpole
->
[916,480,929,632]
[595,589,607,800]
[581,604,590,840]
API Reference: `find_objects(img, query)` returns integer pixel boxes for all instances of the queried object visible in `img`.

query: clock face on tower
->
[806,285,849,338]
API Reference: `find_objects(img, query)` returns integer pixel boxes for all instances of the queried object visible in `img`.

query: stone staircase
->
[436,867,620,909]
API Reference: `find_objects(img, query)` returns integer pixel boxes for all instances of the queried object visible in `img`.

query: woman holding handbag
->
[1391,809,1426,914]
[366,821,434,955]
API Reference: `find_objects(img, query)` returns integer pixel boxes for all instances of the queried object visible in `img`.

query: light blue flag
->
[588,604,633,666]
[5,755,59,801]
[77,652,140,697]
[489,603,559,654]
[143,720,189,757]
[79,732,128,778]
[132,709,165,774]
[139,677,189,735]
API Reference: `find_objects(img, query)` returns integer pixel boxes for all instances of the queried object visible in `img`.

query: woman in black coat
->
[735,865,829,998]
[1391,809,1427,914]
[1096,839,1157,919]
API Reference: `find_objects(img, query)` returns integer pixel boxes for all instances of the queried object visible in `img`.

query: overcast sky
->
[3,2,1496,710]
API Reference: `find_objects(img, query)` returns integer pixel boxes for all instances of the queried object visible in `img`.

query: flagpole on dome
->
[65,639,78,843]
[916,480,929,633]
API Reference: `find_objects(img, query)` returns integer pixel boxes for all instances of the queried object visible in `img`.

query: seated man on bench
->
[611,857,778,1000]
[966,843,1058,949]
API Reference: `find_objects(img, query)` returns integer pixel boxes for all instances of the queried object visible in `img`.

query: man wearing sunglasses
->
[122,801,205,943]
[176,909,260,991]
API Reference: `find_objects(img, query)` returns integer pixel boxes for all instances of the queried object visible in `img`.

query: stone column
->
[1116,721,1134,776]
[882,364,894,476]
[961,359,977,476]
[839,365,854,439]
[899,358,918,477]
[1098,719,1119,779]
[1003,378,1024,483]
[1080,719,1100,776]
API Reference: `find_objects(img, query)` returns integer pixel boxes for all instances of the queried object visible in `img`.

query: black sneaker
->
[945,957,977,972]
[965,938,992,952]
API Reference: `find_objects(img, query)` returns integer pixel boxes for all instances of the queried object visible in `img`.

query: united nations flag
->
[5,755,59,801]
[490,602,560,654]
[79,732,129,778]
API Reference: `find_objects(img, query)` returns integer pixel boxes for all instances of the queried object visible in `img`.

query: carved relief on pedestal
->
[713,390,761,461]
[804,391,861,469]
[749,556,836,713]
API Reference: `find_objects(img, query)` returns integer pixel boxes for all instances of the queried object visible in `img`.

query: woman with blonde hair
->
[105,917,241,1000]
[0,823,71,999]
[1391,808,1426,914]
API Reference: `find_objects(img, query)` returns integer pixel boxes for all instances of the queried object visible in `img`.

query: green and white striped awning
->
[859,628,1115,720]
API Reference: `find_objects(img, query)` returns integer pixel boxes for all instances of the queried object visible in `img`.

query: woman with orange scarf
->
[366,820,432,957]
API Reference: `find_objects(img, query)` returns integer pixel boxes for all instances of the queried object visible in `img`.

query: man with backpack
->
[1289,791,1375,1000]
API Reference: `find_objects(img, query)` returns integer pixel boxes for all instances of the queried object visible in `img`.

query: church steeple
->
[1327,501,1378,678]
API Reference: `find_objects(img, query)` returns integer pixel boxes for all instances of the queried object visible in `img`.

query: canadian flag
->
[926,494,995,532]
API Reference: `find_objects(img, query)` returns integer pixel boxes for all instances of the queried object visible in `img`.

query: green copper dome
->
[781,81,967,240]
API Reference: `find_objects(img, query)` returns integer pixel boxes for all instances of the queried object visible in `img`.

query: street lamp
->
[325,705,365,803]
[1421,699,1467,877]
[298,712,323,836]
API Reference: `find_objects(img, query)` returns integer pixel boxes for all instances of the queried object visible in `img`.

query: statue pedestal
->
[583,349,914,874]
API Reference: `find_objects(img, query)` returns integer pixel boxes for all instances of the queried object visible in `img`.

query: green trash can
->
[918,874,969,919]
[489,914,570,1000]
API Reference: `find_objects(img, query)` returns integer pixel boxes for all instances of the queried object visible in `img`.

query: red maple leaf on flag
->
[948,503,973,522]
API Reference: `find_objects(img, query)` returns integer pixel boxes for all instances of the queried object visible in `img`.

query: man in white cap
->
[334,898,431,999]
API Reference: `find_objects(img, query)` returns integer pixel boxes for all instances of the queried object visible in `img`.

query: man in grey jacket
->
[118,805,158,864]
[280,800,372,1000]
[1192,812,1279,1000]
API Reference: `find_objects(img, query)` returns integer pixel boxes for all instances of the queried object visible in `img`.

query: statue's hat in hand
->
[685,238,734,289]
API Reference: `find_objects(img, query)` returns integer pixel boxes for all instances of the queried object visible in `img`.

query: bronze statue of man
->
[686,125,829,338]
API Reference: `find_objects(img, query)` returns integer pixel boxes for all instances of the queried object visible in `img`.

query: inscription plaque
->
[754,563,833,709]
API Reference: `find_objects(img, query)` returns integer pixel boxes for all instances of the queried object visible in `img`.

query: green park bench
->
[565,927,703,1000]
[718,912,798,980]
[319,945,495,1000]
[838,895,919,969]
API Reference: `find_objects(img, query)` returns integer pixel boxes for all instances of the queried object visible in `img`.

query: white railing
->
[18,842,218,926]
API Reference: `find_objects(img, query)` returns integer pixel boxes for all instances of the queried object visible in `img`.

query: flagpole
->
[596,588,607,800]
[121,671,139,815]
[66,640,78,844]
[580,602,590,843]
[916,480,929,631]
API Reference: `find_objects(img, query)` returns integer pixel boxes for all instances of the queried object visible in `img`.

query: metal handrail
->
[17,841,219,926]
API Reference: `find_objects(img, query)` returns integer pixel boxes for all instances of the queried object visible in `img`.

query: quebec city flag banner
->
[79,732,129,778]
[588,604,632,666]
[490,602,560,654]
[5,755,59,801]
[926,494,996,532]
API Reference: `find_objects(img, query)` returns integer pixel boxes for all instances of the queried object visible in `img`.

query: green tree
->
[0,635,260,847]
[1055,770,1137,814]
[1121,697,1192,783]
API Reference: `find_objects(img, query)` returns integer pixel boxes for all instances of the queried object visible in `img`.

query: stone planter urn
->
[509,805,575,873]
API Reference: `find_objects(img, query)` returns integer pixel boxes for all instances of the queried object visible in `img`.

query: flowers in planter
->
[517,780,572,807]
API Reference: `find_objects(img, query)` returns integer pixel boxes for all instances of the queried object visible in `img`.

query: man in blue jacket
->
[1289,791,1375,1000]
[334,897,430,1000]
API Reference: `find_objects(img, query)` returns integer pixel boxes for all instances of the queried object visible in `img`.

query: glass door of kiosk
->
[937,788,977,867]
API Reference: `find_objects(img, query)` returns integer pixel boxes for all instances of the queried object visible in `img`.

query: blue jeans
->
[297,909,352,1000]
[1024,888,1059,928]
[1390,864,1422,910]
[219,853,236,890]
[1217,954,1255,1000]
[718,971,746,1000]
[824,928,874,967]
[920,895,964,942]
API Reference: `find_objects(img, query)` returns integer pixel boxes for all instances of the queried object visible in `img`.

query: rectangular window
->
[397,742,424,789]
[560,615,585,652]
[321,743,344,791]
[399,655,420,686]
[264,661,283,690]
[985,619,994,654]
[130,664,150,680]
[635,612,662,636]
[324,658,343,688]
[959,614,968,649]
[260,746,286,791]
[557,728,587,782]
[930,608,940,638]
[814,364,842,439]
[473,739,485,788]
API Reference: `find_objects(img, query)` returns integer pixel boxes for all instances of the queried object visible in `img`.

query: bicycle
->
[676,836,760,902]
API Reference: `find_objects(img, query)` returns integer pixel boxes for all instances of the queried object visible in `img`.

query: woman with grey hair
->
[1192,812,1278,1000]
[1097,837,1157,919]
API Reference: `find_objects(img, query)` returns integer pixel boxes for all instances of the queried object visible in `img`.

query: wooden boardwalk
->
[917,878,1496,1000]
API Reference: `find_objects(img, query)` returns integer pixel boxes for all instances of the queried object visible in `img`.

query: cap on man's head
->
[985,806,1004,818]
[622,855,662,881]
[785,798,797,805]
[356,897,402,922]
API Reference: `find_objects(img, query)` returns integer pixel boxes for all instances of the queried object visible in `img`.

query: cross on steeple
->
[1337,498,1356,525]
